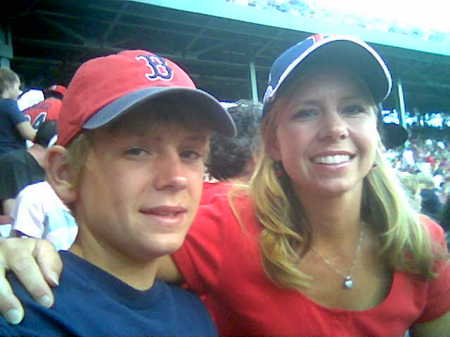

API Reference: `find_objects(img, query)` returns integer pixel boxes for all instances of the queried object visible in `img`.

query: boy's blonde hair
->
[63,101,215,188]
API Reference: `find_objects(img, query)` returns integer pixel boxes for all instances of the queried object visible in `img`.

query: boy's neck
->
[70,243,159,291]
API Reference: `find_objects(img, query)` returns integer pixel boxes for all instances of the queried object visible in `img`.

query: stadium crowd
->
[386,134,449,231]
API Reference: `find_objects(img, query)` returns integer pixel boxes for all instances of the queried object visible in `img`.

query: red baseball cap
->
[45,84,66,96]
[57,50,236,146]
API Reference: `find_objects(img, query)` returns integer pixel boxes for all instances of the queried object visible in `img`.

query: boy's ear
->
[45,146,77,203]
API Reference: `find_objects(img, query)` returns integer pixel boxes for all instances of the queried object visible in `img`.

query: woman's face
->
[268,67,379,199]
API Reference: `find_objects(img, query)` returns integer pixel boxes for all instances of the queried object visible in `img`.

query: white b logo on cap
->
[136,54,174,81]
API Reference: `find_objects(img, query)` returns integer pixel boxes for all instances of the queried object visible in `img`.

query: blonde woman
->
[0,35,449,336]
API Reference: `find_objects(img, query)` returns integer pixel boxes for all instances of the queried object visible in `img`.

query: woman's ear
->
[45,146,77,204]
[264,128,282,161]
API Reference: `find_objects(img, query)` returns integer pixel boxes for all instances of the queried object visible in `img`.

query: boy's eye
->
[342,104,366,116]
[181,150,202,162]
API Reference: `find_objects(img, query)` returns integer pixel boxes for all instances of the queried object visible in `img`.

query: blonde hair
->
[242,67,449,291]
[246,110,448,291]
[64,132,92,189]
[397,173,422,211]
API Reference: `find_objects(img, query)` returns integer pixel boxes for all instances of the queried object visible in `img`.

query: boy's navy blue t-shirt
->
[0,251,217,337]
[0,99,28,155]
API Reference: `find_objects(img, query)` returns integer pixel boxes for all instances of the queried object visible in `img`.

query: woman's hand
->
[0,238,61,324]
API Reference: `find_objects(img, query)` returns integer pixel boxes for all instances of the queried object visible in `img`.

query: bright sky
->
[309,0,450,32]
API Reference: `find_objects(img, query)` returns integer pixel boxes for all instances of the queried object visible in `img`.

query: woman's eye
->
[292,108,319,120]
[342,104,366,115]
[124,147,148,157]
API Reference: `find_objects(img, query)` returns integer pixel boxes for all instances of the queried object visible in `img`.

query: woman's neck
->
[299,189,363,243]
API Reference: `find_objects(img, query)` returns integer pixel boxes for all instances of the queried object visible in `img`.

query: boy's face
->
[71,113,210,265]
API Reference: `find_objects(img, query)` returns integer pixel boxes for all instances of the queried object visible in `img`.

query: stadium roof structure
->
[4,0,450,115]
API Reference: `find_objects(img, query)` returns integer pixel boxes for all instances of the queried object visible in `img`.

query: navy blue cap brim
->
[84,87,237,137]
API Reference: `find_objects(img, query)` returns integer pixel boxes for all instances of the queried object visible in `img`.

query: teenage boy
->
[0,50,235,336]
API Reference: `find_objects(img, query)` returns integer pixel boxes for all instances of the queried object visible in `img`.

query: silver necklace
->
[311,228,365,290]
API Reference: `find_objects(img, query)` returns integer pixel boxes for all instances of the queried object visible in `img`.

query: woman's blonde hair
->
[247,111,447,291]
[244,71,448,291]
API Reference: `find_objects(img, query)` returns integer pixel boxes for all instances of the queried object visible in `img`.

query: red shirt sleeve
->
[173,195,233,295]
[173,192,257,294]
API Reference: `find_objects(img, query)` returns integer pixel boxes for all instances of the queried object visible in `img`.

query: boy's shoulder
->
[2,251,216,337]
[0,99,24,119]
[0,99,17,109]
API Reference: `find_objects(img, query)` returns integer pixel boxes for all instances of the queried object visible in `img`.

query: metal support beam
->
[0,58,10,68]
[249,61,258,103]
[0,24,13,67]
[102,2,129,43]
[396,79,406,128]
[190,41,228,58]
[38,15,92,45]
[185,19,212,52]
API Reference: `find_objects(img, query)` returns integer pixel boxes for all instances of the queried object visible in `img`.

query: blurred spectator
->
[420,180,443,222]
[11,181,77,251]
[401,143,416,171]
[0,120,57,216]
[0,68,36,155]
[17,89,45,111]
[398,172,422,211]
[380,122,408,150]
[441,197,449,233]
[202,99,262,204]
[24,84,66,129]
[386,135,449,223]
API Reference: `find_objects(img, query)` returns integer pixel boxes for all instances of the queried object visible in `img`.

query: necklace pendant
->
[343,276,353,289]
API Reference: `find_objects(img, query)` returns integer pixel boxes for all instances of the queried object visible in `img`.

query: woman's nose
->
[317,112,349,141]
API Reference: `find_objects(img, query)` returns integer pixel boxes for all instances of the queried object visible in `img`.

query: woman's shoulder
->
[195,189,259,234]
[199,188,254,214]
[418,214,446,246]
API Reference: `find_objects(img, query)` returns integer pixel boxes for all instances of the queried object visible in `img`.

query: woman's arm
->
[0,238,61,324]
[411,311,450,337]
[156,255,185,283]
